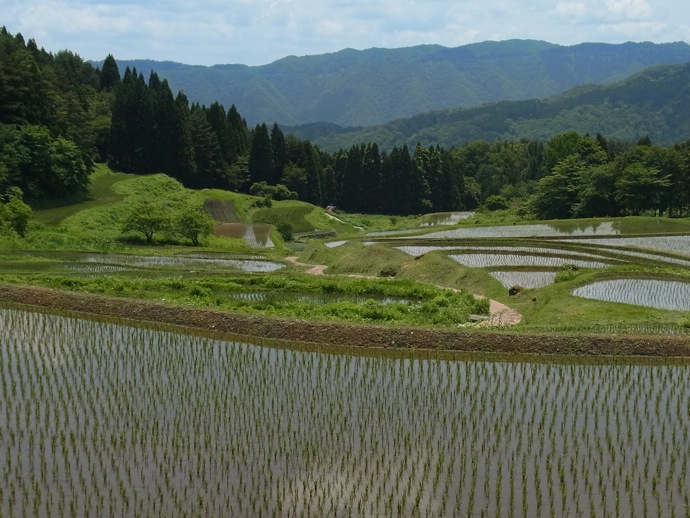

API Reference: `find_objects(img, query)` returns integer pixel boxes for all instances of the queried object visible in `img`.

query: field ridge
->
[2,283,689,358]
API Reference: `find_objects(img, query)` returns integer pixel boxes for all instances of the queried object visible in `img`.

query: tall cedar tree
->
[205,102,232,166]
[227,104,250,163]
[188,105,225,188]
[248,123,274,185]
[99,54,120,90]
[109,67,148,173]
[271,123,288,184]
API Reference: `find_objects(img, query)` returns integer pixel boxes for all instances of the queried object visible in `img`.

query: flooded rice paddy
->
[573,279,690,311]
[449,254,610,269]
[417,222,625,239]
[225,291,411,306]
[489,271,558,289]
[1,308,689,517]
[81,253,285,273]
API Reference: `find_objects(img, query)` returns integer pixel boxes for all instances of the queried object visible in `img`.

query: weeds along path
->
[285,257,522,326]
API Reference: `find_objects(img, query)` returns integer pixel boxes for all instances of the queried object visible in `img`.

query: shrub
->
[379,266,398,278]
[0,187,33,237]
[121,200,172,243]
[174,206,215,246]
[555,263,580,283]
[277,222,293,242]
[481,195,509,211]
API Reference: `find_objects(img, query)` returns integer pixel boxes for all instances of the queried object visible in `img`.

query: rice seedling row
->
[489,271,558,289]
[2,308,689,517]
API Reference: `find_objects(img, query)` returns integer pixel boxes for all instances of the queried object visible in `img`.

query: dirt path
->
[486,299,523,326]
[285,256,327,275]
[285,256,523,326]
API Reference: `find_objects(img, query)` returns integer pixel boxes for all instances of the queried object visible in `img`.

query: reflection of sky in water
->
[449,254,610,268]
[573,279,690,311]
[563,236,690,258]
[396,245,607,260]
[82,253,285,272]
[3,308,690,517]
[418,222,621,239]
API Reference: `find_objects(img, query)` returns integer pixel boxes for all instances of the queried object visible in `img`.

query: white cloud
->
[556,2,588,18]
[604,0,652,19]
[0,0,687,65]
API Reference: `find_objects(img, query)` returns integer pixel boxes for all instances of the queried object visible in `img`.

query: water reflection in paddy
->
[81,253,285,272]
[2,308,688,517]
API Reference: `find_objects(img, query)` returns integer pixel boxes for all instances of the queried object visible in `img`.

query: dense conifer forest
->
[2,27,690,225]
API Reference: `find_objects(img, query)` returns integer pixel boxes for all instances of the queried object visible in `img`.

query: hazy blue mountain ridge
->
[107,39,690,128]
[288,61,690,151]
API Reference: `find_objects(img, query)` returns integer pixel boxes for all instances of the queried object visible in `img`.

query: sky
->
[2,0,689,66]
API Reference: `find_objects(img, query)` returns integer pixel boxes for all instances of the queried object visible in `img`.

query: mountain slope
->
[109,40,690,127]
[291,62,690,151]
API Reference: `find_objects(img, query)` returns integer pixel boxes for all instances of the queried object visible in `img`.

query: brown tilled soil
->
[1,283,689,358]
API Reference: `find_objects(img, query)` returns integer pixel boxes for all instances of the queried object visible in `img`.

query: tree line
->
[2,26,690,230]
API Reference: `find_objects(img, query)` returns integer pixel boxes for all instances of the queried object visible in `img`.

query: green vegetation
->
[2,309,689,516]
[251,202,316,234]
[4,30,690,518]
[110,40,690,128]
[3,26,690,339]
[2,157,690,338]
[0,188,32,237]
[305,62,690,150]
[6,28,690,223]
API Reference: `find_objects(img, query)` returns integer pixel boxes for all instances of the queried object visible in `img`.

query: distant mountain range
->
[288,61,690,150]
[108,39,690,129]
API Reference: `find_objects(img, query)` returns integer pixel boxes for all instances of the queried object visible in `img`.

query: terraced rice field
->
[81,253,285,272]
[489,271,558,289]
[2,308,689,517]
[573,279,690,311]
[213,223,274,248]
[377,219,690,292]
[417,222,624,239]
[563,236,690,260]
[449,254,610,269]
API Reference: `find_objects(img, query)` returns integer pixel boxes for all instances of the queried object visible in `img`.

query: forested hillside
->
[292,62,690,151]
[2,27,690,229]
[109,40,690,127]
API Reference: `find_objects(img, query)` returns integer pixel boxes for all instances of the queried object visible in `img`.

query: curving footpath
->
[285,256,522,326]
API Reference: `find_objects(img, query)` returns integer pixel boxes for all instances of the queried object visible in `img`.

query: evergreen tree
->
[227,104,250,163]
[301,141,323,206]
[248,123,274,185]
[271,123,288,184]
[99,54,120,91]
[189,106,224,188]
[109,67,148,172]
[205,102,232,166]
[381,145,416,215]
[341,145,363,212]
[361,143,382,213]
